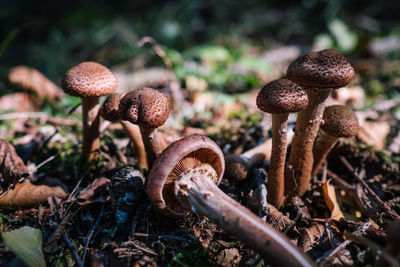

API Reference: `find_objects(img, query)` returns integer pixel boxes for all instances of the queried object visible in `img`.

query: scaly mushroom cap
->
[119,87,170,128]
[286,49,355,89]
[321,105,359,138]
[256,79,308,114]
[62,62,118,97]
[147,135,225,218]
[224,154,251,182]
[101,93,123,122]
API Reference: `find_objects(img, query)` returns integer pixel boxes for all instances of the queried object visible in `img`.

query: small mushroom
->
[62,62,118,159]
[286,49,355,197]
[101,93,148,170]
[311,105,359,176]
[224,139,272,183]
[256,79,308,208]
[147,135,313,266]
[119,87,170,166]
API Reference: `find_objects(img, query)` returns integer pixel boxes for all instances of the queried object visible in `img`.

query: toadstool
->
[147,135,314,266]
[62,62,118,159]
[311,105,359,177]
[101,93,148,170]
[119,87,170,166]
[256,79,308,208]
[224,138,272,183]
[285,49,355,197]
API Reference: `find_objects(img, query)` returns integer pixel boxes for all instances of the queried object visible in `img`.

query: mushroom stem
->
[81,96,101,158]
[140,127,167,165]
[174,166,313,267]
[268,113,289,208]
[286,88,330,197]
[120,121,148,170]
[311,132,338,177]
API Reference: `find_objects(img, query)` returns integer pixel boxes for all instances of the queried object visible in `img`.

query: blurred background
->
[1,0,399,88]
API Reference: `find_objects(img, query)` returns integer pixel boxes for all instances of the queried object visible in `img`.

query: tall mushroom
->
[101,93,148,170]
[147,135,314,266]
[311,105,359,176]
[62,62,118,159]
[256,79,309,208]
[119,87,170,166]
[285,49,355,197]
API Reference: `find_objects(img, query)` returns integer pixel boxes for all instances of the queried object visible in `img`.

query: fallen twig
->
[340,156,400,220]
[63,231,84,267]
[82,205,105,263]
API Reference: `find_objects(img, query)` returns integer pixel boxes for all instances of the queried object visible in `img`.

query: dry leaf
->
[0,139,29,184]
[76,177,110,206]
[9,66,64,102]
[0,183,68,209]
[330,86,365,108]
[216,248,241,267]
[0,92,35,112]
[299,223,326,252]
[322,180,345,221]
[357,120,390,149]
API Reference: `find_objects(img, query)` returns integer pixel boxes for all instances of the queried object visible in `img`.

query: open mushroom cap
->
[256,79,308,114]
[286,49,355,89]
[321,105,359,138]
[118,87,170,128]
[147,135,225,218]
[101,93,123,121]
[62,62,118,97]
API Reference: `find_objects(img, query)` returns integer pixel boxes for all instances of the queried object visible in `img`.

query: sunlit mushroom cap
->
[286,49,355,89]
[224,154,251,182]
[321,105,359,138]
[147,135,225,218]
[62,62,118,97]
[118,87,170,128]
[101,93,123,122]
[256,79,308,114]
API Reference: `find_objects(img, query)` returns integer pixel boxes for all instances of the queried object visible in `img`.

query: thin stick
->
[0,112,81,126]
[63,231,84,267]
[340,157,400,220]
[82,205,105,263]
[256,168,268,221]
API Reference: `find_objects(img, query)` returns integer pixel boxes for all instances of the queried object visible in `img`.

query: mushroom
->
[285,49,355,197]
[119,87,170,166]
[62,62,118,159]
[224,139,272,183]
[256,79,309,208]
[311,105,359,177]
[147,135,314,266]
[101,93,148,170]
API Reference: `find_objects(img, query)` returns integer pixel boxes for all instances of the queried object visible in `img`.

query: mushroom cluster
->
[58,49,359,264]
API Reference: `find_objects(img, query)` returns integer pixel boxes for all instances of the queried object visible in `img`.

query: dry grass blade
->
[0,183,68,209]
[0,139,29,184]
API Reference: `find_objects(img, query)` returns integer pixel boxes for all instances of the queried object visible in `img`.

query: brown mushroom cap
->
[224,154,251,182]
[321,105,359,138]
[119,87,170,128]
[286,49,355,89]
[147,135,225,218]
[62,62,118,97]
[101,93,123,121]
[256,79,309,114]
